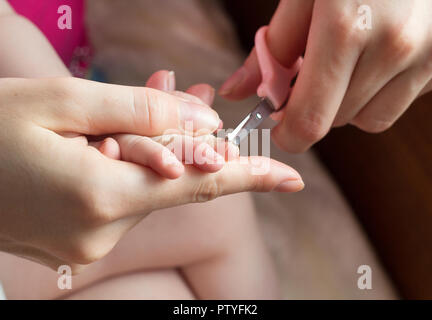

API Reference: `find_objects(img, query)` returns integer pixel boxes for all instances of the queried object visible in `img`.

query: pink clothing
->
[8,0,88,70]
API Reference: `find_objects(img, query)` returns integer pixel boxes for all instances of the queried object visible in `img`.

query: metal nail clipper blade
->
[225,97,276,146]
[222,26,302,146]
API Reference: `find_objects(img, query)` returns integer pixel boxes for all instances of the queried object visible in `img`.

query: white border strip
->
[0,282,6,300]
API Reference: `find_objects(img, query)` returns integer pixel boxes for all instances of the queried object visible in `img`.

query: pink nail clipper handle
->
[255,26,302,110]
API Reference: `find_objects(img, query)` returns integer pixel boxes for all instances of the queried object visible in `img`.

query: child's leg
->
[65,269,195,300]
[0,193,278,299]
[99,192,278,299]
[178,194,279,299]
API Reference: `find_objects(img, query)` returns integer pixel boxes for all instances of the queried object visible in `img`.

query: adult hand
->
[220,0,432,152]
[92,70,238,177]
[0,77,303,272]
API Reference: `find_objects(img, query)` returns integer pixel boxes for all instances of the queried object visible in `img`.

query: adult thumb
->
[19,77,220,136]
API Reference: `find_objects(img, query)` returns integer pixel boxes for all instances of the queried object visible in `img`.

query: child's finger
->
[191,134,239,161]
[111,134,228,175]
[152,134,227,173]
[89,137,121,160]
[153,134,239,164]
[191,140,226,173]
[98,138,121,160]
[113,134,185,180]
[186,84,216,105]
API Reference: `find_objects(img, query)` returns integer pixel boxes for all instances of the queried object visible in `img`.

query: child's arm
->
[0,1,70,77]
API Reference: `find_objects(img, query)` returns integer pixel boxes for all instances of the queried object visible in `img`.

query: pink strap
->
[255,26,302,110]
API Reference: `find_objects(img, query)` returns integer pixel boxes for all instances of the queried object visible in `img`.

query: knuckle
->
[331,11,365,48]
[291,112,329,143]
[249,174,269,192]
[72,170,118,226]
[193,178,221,203]
[352,117,393,133]
[271,130,310,154]
[382,24,417,62]
[137,87,166,134]
[77,187,117,225]
[65,239,112,265]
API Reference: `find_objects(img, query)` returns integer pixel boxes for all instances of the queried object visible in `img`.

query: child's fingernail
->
[169,161,185,176]
[162,150,181,166]
[179,101,220,133]
[274,179,305,193]
[225,142,239,161]
[167,71,176,91]
[219,66,246,96]
[164,153,184,179]
[205,147,225,165]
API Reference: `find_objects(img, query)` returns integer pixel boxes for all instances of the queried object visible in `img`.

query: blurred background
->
[85,0,432,299]
[221,0,432,299]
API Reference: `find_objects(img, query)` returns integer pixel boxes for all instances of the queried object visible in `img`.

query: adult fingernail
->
[201,86,215,105]
[274,179,305,193]
[166,71,176,91]
[219,66,246,96]
[179,101,220,134]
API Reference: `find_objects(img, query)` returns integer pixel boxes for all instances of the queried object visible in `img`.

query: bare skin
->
[0,2,301,299]
[221,0,432,152]
[0,193,278,300]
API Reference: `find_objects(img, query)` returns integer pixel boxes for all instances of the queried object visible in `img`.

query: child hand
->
[92,70,238,179]
[0,77,303,271]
